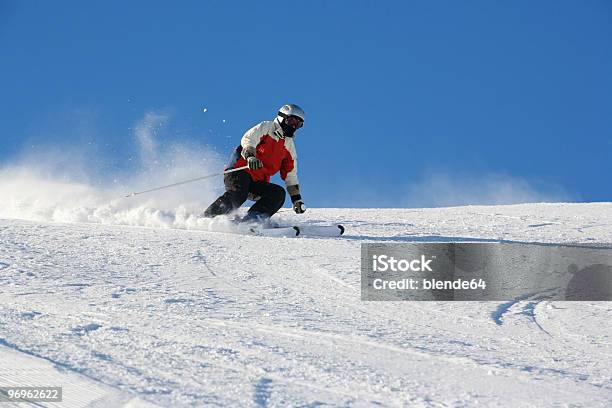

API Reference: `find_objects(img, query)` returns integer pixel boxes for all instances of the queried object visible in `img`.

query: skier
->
[204,104,307,222]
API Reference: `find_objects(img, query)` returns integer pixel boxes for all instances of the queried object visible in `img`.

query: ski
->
[249,224,345,238]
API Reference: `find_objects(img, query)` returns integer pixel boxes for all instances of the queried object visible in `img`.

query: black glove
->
[288,185,305,214]
[242,146,263,170]
[247,156,263,170]
[293,200,306,214]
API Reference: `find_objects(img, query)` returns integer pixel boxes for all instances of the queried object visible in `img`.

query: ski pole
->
[124,165,249,198]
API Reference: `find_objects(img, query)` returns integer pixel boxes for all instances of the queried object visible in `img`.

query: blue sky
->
[1,1,611,207]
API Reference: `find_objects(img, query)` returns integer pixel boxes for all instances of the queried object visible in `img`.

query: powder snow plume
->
[0,112,238,231]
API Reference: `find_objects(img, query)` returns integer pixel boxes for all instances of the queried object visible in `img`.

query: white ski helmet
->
[277,104,305,123]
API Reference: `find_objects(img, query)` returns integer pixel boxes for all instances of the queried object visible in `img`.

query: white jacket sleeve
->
[283,137,299,188]
[240,121,272,157]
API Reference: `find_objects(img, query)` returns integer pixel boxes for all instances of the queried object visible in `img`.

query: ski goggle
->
[285,115,304,129]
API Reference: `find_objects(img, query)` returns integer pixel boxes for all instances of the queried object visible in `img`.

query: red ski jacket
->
[229,119,299,188]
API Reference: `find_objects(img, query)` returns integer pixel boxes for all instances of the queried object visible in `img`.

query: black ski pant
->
[204,170,286,218]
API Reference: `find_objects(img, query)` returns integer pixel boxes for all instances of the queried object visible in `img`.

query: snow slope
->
[0,203,611,407]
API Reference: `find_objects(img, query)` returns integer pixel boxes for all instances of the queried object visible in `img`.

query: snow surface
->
[1,203,611,407]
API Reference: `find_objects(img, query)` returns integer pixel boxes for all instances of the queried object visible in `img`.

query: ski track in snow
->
[0,203,611,406]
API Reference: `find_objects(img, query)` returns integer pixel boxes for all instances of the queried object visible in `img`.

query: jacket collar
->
[273,117,285,139]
